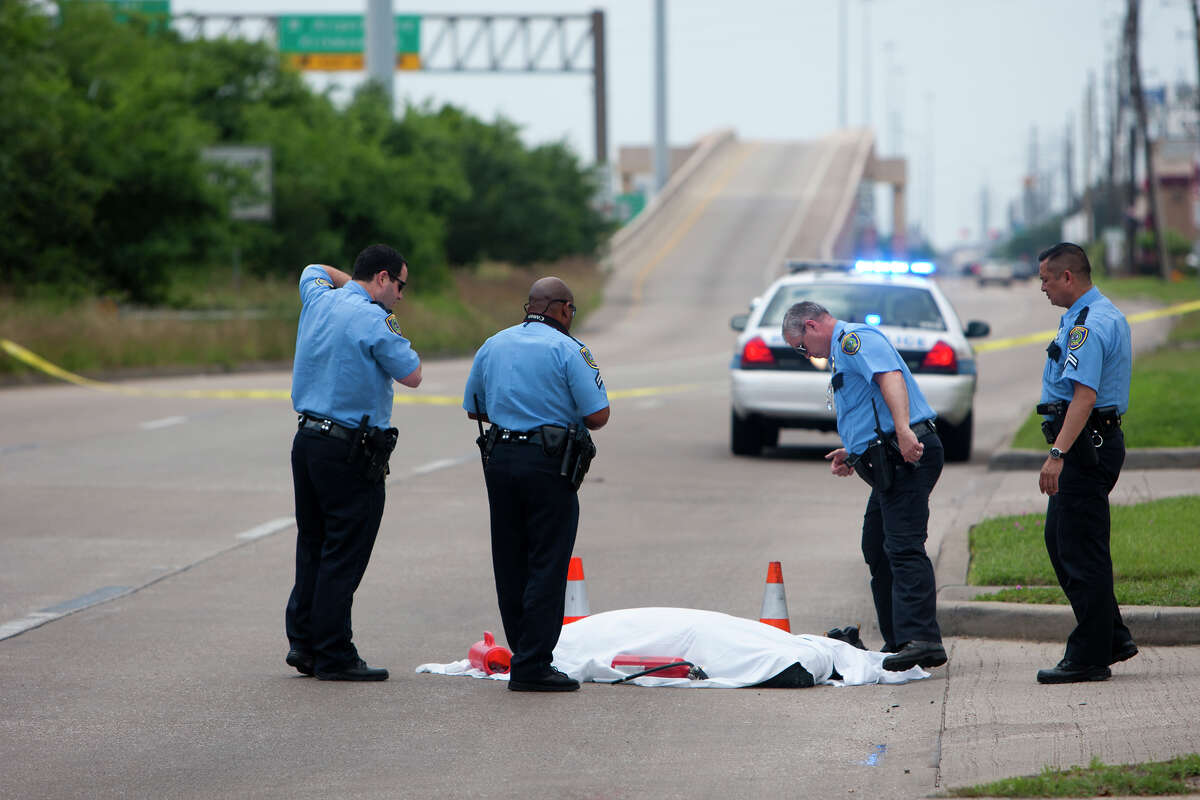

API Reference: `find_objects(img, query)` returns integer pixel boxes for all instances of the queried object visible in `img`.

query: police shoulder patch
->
[385,313,402,335]
[841,332,861,355]
[1068,326,1088,350]
[314,278,333,288]
[579,346,599,369]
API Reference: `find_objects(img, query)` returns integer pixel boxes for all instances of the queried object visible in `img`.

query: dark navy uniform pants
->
[483,441,579,679]
[287,429,385,673]
[1044,427,1134,666]
[861,432,944,650]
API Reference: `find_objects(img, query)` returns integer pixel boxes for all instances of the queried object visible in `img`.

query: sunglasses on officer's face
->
[389,273,406,291]
[791,325,810,357]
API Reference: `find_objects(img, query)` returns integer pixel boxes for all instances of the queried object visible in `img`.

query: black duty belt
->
[1036,403,1122,429]
[298,414,357,442]
[493,428,547,445]
[911,419,937,439]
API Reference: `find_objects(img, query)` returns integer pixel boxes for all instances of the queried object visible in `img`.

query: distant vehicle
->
[1011,259,1037,280]
[729,259,991,462]
[976,260,1015,287]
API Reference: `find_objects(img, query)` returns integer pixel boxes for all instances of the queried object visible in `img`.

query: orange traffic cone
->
[563,556,590,624]
[759,561,790,632]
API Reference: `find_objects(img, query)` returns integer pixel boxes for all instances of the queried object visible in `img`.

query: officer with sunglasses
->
[464,276,609,692]
[287,244,423,681]
[782,300,945,673]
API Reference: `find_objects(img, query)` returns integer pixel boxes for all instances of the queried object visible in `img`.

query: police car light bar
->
[786,259,936,275]
[853,259,936,275]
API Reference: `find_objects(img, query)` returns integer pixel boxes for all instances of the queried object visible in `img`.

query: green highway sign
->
[278,15,421,55]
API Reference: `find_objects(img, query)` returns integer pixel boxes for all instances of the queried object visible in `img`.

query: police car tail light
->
[921,340,957,372]
[741,336,775,365]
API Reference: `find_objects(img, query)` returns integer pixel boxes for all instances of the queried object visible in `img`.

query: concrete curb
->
[934,468,1200,646]
[938,595,1200,646]
[988,447,1200,471]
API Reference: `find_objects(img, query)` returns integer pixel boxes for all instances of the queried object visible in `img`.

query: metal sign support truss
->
[171,11,608,165]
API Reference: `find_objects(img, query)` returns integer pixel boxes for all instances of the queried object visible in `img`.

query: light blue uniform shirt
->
[291,264,421,429]
[1040,286,1131,414]
[463,316,609,431]
[830,321,936,455]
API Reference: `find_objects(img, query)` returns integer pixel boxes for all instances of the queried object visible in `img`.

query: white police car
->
[729,259,990,461]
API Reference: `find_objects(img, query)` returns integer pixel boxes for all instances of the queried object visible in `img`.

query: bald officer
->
[287,244,422,682]
[782,301,946,673]
[1034,242,1136,685]
[464,277,609,692]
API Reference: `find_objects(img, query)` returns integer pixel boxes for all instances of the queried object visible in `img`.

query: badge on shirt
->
[385,313,402,335]
[841,332,861,356]
[1068,326,1088,350]
[579,346,599,369]
[314,278,333,288]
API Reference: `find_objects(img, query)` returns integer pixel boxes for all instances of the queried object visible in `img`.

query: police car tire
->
[731,411,763,457]
[939,411,973,463]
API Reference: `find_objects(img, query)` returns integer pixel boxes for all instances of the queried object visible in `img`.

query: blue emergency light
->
[852,259,936,275]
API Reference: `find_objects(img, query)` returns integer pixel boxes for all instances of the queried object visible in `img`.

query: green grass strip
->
[968,496,1200,607]
[946,753,1200,797]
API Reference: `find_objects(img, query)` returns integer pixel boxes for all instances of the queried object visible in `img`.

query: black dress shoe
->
[508,666,579,692]
[286,649,315,676]
[316,658,389,682]
[825,626,868,650]
[1036,659,1111,684]
[1109,641,1139,666]
[882,640,948,672]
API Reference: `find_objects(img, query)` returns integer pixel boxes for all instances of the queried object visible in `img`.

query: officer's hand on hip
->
[1039,457,1064,496]
[825,447,854,477]
[896,426,923,464]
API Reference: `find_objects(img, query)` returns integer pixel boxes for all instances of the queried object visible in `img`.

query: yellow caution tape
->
[973,298,1200,354]
[1,338,699,404]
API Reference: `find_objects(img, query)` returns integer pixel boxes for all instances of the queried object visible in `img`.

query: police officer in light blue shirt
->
[286,244,422,682]
[783,301,946,674]
[464,276,609,692]
[1033,242,1136,685]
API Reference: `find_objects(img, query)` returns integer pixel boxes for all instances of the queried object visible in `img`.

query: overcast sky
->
[178,0,1200,250]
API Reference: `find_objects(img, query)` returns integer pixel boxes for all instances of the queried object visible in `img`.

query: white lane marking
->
[411,454,474,475]
[235,516,295,541]
[140,416,187,431]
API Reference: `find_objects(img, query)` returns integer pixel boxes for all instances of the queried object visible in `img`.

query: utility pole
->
[862,0,872,128]
[1191,0,1200,141]
[1064,115,1075,208]
[838,0,848,129]
[653,0,669,193]
[365,0,395,111]
[1083,72,1095,242]
[1127,0,1170,278]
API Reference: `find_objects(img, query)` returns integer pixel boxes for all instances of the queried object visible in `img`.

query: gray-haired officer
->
[782,301,946,672]
[287,244,422,681]
[464,277,609,692]
[1034,242,1136,684]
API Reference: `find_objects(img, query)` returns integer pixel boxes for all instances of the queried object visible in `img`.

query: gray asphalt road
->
[0,137,1182,799]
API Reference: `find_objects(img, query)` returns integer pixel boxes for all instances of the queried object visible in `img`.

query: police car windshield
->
[761,283,946,331]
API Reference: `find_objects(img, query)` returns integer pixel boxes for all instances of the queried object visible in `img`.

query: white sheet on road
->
[416,607,929,688]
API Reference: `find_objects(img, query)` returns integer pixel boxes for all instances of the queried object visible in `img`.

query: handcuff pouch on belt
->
[348,415,399,482]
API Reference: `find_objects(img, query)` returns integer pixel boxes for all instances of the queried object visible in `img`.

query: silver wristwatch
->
[1049,447,1064,460]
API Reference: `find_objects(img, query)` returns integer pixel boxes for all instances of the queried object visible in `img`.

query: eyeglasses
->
[527,299,576,315]
[792,326,809,357]
[390,273,406,290]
